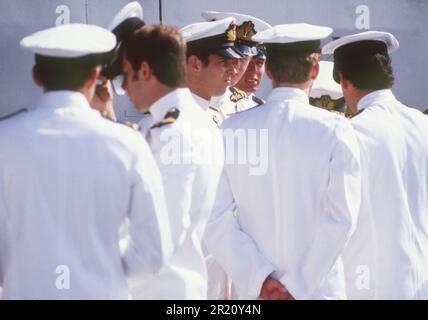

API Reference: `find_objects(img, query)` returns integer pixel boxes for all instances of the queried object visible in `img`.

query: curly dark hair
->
[333,40,394,90]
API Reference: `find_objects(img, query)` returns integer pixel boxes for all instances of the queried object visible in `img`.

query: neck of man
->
[187,78,211,101]
[273,79,312,97]
[146,84,177,113]
[347,88,373,114]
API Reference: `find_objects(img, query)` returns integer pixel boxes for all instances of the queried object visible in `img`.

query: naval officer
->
[323,31,428,299]
[204,23,362,300]
[201,11,271,125]
[180,17,242,125]
[0,24,172,299]
[120,23,224,299]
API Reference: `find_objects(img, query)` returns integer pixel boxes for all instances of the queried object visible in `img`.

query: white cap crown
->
[108,1,143,31]
[322,31,399,55]
[311,61,343,99]
[253,23,333,44]
[180,17,236,42]
[201,11,271,33]
[20,23,116,58]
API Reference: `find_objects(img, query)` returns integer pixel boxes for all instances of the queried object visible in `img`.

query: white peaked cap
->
[310,61,343,99]
[201,11,271,32]
[108,1,144,31]
[322,31,399,55]
[20,23,116,58]
[253,23,333,44]
[180,17,236,42]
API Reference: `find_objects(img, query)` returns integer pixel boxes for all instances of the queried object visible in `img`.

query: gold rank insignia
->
[226,23,237,42]
[310,95,346,112]
[150,107,180,129]
[229,87,248,103]
[236,21,256,42]
[313,95,335,110]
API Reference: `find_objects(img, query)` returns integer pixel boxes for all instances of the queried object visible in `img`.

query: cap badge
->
[226,23,237,42]
[236,21,256,41]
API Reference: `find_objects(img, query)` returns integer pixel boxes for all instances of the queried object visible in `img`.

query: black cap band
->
[265,40,321,56]
[255,44,267,60]
[187,33,235,54]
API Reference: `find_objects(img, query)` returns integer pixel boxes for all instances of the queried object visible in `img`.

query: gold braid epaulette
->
[150,107,180,129]
[229,87,248,103]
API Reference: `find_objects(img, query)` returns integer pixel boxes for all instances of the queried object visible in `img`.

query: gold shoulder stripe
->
[150,107,180,129]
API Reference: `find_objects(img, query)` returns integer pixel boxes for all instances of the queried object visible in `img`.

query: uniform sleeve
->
[280,119,362,299]
[204,165,276,299]
[149,128,195,249]
[121,136,174,284]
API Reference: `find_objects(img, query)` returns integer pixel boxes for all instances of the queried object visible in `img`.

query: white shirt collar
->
[357,89,396,110]
[149,88,191,122]
[35,90,91,110]
[267,87,309,105]
[190,92,210,111]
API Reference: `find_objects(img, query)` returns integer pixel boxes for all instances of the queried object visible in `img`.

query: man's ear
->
[339,72,349,89]
[187,55,202,74]
[310,62,320,80]
[85,66,101,89]
[139,61,152,81]
[32,65,44,89]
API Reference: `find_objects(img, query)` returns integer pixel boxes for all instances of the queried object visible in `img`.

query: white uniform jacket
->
[0,91,172,299]
[344,89,428,299]
[131,88,224,299]
[205,87,362,300]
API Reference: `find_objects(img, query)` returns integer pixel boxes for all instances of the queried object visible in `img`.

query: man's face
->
[231,55,252,86]
[122,57,147,112]
[199,54,238,97]
[235,57,265,94]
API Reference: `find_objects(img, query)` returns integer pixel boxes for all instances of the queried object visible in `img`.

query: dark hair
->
[333,40,394,90]
[123,24,187,87]
[34,54,101,91]
[186,48,210,66]
[266,45,321,83]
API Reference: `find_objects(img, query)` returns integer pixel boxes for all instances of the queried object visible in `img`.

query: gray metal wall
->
[1,0,427,121]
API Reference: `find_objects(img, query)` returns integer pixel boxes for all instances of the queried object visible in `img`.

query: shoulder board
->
[209,106,220,112]
[0,108,27,121]
[252,95,265,106]
[150,107,180,130]
[229,87,248,103]
[349,108,365,119]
